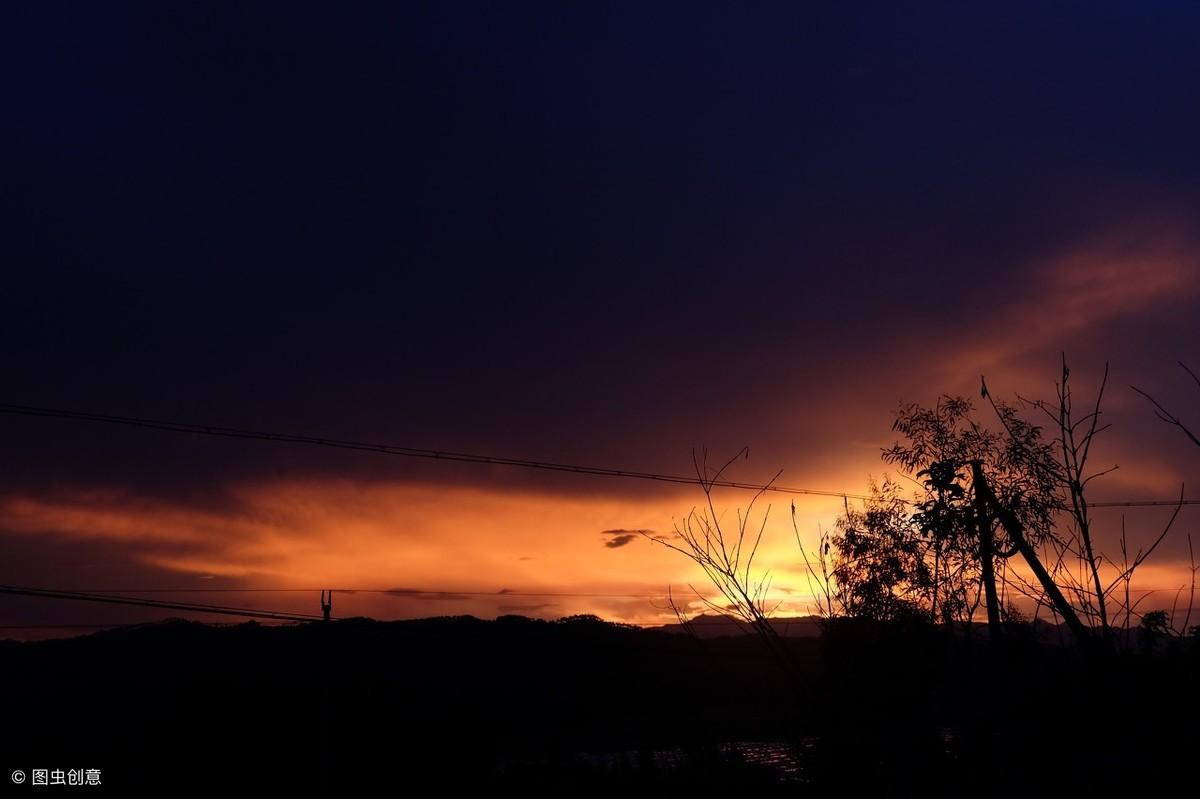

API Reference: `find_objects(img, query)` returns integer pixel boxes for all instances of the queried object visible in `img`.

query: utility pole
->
[972,486,1004,645]
[319,589,332,798]
[969,462,1090,645]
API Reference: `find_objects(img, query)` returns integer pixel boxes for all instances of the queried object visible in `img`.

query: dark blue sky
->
[3,1,1199,495]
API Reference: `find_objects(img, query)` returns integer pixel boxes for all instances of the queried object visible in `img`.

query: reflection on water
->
[565,740,810,781]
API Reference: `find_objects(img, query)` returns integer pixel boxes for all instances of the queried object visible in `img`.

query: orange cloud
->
[1,478,835,624]
[943,225,1200,380]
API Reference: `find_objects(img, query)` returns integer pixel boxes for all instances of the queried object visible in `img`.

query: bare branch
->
[1131,385,1200,448]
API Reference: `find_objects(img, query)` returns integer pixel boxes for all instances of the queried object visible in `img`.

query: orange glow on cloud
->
[5,472,1190,628]
[942,227,1200,382]
[1,479,849,624]
[4,227,1198,632]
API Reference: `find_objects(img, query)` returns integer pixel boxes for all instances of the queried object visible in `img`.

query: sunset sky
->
[3,3,1198,635]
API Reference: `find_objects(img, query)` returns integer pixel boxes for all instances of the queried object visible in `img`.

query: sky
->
[2,2,1199,635]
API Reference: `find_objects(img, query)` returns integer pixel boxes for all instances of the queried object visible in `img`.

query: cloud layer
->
[1,4,1198,634]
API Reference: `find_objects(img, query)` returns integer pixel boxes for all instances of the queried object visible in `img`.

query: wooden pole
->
[970,462,1091,645]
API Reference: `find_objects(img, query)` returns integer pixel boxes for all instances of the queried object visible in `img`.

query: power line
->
[0,401,1194,508]
[50,584,1193,597]
[1089,499,1195,508]
[0,623,134,630]
[0,402,870,500]
[58,587,671,598]
[6,584,1194,633]
[0,621,291,630]
[0,585,327,623]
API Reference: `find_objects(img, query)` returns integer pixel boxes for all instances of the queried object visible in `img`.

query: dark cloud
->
[602,529,652,549]
[497,603,557,613]
[0,529,314,636]
[385,590,470,602]
[0,531,217,595]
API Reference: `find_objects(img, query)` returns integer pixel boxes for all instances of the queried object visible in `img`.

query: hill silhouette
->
[2,614,1195,796]
[651,613,823,639]
[1,615,809,796]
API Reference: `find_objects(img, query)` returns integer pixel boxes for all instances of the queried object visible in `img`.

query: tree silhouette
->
[641,448,799,676]
[1132,361,1200,449]
[872,393,1063,638]
[827,478,935,622]
[656,361,1188,659]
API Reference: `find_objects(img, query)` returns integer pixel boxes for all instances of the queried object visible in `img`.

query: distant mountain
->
[1,614,802,795]
[649,613,1115,645]
[651,613,824,639]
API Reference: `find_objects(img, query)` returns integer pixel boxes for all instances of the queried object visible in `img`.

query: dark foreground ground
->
[2,615,1196,796]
